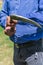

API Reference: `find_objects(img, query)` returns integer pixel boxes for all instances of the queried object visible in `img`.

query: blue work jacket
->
[0,0,43,44]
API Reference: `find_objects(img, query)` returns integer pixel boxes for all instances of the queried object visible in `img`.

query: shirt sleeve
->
[0,0,9,28]
[30,0,43,25]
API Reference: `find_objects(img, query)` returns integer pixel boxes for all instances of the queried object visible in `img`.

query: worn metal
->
[10,14,42,28]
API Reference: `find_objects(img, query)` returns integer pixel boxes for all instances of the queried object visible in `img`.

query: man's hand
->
[4,16,17,36]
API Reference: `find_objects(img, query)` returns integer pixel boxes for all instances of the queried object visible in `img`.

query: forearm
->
[29,0,43,26]
[1,16,7,28]
[1,0,9,28]
[29,12,43,26]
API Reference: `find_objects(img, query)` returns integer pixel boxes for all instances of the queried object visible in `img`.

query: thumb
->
[6,16,11,26]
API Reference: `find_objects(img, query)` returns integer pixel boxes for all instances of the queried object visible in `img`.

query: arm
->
[1,0,17,36]
[1,0,9,28]
[30,0,43,25]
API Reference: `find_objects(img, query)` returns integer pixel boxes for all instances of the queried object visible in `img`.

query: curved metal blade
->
[10,14,42,29]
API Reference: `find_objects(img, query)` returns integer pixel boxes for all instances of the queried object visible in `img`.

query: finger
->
[14,27,16,31]
[10,23,16,26]
[11,26,16,32]
[12,19,18,24]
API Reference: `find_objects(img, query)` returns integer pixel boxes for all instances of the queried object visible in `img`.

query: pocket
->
[25,52,43,65]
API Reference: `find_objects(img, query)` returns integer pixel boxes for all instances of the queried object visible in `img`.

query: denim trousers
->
[13,39,43,65]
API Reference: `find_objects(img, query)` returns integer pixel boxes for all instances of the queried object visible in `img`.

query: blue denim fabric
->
[0,0,43,43]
